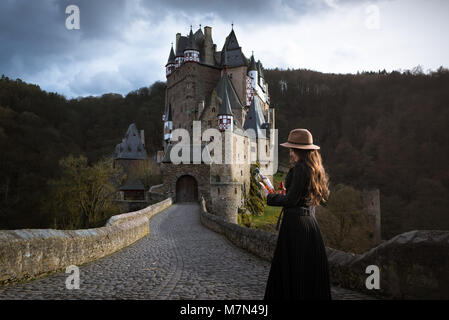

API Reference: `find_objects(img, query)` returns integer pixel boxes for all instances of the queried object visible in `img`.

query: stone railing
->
[199,197,449,299]
[0,197,173,285]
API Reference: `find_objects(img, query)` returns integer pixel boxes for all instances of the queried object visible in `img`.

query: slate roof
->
[222,29,240,51]
[220,49,247,68]
[176,36,189,56]
[193,28,204,45]
[170,28,248,68]
[166,46,175,66]
[186,28,200,50]
[215,72,244,112]
[248,54,257,71]
[243,97,268,139]
[218,86,232,116]
[114,123,148,160]
[119,179,145,191]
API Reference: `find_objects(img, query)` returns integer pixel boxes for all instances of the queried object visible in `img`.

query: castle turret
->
[257,60,266,90]
[248,53,258,89]
[217,87,233,132]
[184,27,200,63]
[165,44,176,77]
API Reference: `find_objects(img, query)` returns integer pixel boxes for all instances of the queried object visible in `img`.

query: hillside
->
[1,67,448,238]
[265,67,449,238]
[0,76,164,229]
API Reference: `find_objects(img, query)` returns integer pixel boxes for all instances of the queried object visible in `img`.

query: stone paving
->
[0,203,375,300]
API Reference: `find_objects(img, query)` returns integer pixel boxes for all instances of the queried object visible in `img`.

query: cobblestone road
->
[0,203,375,300]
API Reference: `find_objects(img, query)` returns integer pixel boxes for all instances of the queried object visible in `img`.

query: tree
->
[43,155,125,229]
[325,184,371,250]
[126,158,162,190]
[243,162,265,217]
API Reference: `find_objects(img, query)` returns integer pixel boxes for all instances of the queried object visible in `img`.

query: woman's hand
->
[259,182,269,198]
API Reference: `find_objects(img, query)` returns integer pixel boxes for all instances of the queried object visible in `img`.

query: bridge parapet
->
[0,198,173,285]
[199,197,449,299]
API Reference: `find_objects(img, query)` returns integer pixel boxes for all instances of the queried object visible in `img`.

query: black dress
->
[264,160,332,300]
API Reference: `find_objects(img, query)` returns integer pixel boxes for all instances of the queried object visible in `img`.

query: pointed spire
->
[186,25,198,51]
[243,97,266,138]
[223,28,240,51]
[248,52,257,71]
[166,44,175,65]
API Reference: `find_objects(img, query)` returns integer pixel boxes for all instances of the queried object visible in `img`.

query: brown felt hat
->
[280,128,320,150]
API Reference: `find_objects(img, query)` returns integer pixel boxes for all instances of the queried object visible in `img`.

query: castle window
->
[212,107,215,113]
[241,170,243,176]
[218,187,220,195]
[235,188,237,194]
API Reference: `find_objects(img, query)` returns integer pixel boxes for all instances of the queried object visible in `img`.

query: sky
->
[0,0,448,98]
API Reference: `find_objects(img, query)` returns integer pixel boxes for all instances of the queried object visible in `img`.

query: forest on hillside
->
[0,76,164,229]
[0,67,448,239]
[265,67,449,239]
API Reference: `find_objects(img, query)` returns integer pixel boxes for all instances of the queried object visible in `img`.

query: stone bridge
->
[0,203,373,300]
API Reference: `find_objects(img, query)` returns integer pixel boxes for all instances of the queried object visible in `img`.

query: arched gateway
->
[176,175,198,202]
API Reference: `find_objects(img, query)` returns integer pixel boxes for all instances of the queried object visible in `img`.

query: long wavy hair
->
[290,148,330,206]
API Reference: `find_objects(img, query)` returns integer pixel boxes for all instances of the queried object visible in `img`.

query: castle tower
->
[217,86,233,132]
[155,26,275,225]
[184,27,200,63]
[165,44,175,77]
[248,53,258,90]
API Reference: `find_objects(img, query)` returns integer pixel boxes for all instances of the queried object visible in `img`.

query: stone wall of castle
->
[166,62,221,133]
[160,162,211,204]
[226,66,247,106]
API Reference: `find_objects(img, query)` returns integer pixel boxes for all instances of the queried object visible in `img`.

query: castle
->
[154,26,277,223]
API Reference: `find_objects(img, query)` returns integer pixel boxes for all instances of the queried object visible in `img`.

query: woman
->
[262,128,332,300]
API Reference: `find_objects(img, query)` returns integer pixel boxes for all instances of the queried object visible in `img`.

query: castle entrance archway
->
[176,175,198,202]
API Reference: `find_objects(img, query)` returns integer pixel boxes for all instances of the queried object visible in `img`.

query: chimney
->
[204,26,212,39]
[140,130,145,147]
[176,33,181,53]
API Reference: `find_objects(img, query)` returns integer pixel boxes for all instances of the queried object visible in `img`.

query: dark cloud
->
[0,0,443,97]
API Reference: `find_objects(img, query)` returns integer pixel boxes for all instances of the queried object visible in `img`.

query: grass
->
[250,205,282,233]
